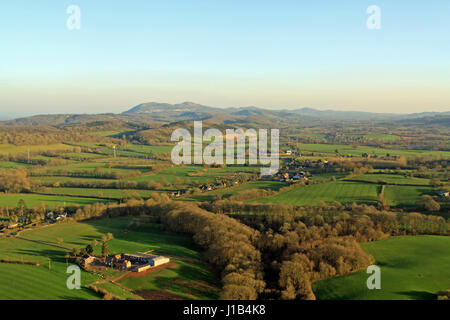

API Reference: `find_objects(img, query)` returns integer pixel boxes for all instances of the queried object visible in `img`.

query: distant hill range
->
[1,101,449,126]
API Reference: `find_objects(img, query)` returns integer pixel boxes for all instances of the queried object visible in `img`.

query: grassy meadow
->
[348,173,431,186]
[298,143,450,158]
[0,237,102,300]
[0,217,219,300]
[0,143,74,155]
[0,193,111,209]
[384,185,436,208]
[313,235,450,300]
[254,181,379,206]
[41,187,154,200]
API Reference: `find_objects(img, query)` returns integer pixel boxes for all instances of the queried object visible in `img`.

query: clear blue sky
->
[1,0,449,116]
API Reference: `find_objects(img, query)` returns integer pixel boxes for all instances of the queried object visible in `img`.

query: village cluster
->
[270,156,335,182]
[0,210,69,233]
[169,177,243,198]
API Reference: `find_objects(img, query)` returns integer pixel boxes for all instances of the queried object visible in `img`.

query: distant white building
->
[124,252,170,268]
[150,256,170,267]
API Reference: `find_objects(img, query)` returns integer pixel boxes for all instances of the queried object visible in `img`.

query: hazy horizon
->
[0,100,448,121]
[1,1,450,114]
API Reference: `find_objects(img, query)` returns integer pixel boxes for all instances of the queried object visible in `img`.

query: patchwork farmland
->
[0,107,448,302]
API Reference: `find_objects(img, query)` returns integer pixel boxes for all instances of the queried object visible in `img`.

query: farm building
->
[123,253,170,268]
[150,256,170,267]
[123,252,153,263]
[105,253,170,272]
[81,255,95,267]
[133,264,151,273]
[105,255,132,270]
[115,260,131,270]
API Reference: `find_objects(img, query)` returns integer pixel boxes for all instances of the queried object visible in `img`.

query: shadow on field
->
[396,290,436,300]
[80,235,98,242]
[152,263,219,299]
[119,261,219,299]
[14,248,66,263]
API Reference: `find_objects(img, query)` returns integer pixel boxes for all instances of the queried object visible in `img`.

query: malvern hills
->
[1,101,449,126]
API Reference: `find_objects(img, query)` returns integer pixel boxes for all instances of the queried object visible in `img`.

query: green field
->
[62,142,169,158]
[61,152,106,160]
[309,172,347,181]
[0,237,102,300]
[44,158,154,170]
[31,176,115,184]
[99,148,153,158]
[349,173,431,186]
[131,165,257,184]
[363,133,401,141]
[65,142,100,148]
[125,144,173,155]
[90,130,125,137]
[255,181,378,206]
[41,187,154,199]
[0,193,112,208]
[0,161,31,169]
[0,143,74,155]
[130,166,209,184]
[0,217,219,300]
[298,143,450,158]
[313,235,450,300]
[384,185,436,208]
